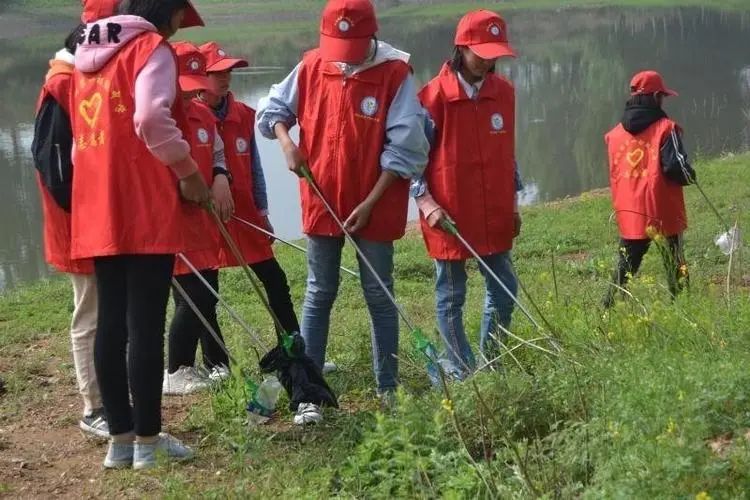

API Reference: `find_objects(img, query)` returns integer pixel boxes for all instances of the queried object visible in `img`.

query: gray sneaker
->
[103,441,134,469]
[80,409,109,439]
[133,433,194,470]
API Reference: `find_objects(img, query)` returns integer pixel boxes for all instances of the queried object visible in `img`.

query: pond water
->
[1,6,749,290]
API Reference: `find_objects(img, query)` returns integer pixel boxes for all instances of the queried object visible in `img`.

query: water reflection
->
[1,6,749,290]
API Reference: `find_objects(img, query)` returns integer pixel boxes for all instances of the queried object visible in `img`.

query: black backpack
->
[31,93,74,212]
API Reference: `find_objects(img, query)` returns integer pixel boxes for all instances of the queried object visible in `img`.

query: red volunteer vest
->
[419,64,516,260]
[605,118,687,239]
[71,33,203,259]
[173,100,222,275]
[296,49,411,242]
[203,94,273,267]
[35,69,93,274]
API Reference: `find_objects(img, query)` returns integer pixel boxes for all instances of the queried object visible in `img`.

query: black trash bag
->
[259,333,338,411]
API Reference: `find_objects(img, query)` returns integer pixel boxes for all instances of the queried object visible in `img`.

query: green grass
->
[1,153,750,497]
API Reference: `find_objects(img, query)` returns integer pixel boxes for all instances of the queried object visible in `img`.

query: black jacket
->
[621,102,696,186]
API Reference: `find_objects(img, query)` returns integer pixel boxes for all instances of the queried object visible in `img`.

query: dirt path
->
[0,340,202,499]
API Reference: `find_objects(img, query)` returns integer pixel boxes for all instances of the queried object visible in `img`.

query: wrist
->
[213,168,232,184]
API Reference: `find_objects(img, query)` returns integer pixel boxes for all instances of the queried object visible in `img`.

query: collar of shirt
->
[456,71,484,100]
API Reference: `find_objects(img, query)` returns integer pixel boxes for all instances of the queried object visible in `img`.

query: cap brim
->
[180,1,205,28]
[179,74,211,92]
[319,34,371,63]
[207,58,249,72]
[468,42,517,60]
[663,88,679,97]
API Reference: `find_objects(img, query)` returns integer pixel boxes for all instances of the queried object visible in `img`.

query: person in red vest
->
[412,10,522,379]
[162,41,236,395]
[603,70,695,308]
[71,0,209,470]
[195,41,302,374]
[257,0,429,423]
[30,0,119,440]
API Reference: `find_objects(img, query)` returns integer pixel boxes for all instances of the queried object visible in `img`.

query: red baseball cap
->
[199,42,249,73]
[172,41,211,92]
[630,70,678,97]
[319,0,378,63]
[455,10,516,60]
[181,0,205,28]
[80,0,118,23]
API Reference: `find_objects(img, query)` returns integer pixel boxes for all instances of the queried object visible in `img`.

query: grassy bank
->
[1,153,749,497]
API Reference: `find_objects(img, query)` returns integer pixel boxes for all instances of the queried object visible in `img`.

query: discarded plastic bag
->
[715,226,741,256]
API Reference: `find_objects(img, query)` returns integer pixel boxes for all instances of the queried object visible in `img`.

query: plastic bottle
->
[247,376,283,426]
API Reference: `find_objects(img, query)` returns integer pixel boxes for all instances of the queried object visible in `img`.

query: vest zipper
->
[473,100,490,251]
[54,143,64,181]
[328,75,347,235]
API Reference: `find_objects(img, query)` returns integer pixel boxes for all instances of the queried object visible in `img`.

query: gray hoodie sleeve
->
[381,74,430,179]
[250,135,269,214]
[256,63,301,139]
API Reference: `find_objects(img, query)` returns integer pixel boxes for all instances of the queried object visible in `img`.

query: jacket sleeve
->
[133,44,196,179]
[250,135,269,215]
[212,129,227,172]
[660,126,696,186]
[256,62,301,139]
[409,111,437,199]
[380,73,430,179]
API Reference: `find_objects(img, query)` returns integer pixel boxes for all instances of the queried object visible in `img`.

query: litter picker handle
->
[172,277,237,366]
[209,204,288,347]
[231,215,359,279]
[300,165,417,333]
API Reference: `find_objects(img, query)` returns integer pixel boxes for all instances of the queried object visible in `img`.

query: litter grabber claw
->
[172,277,280,423]
[209,203,338,411]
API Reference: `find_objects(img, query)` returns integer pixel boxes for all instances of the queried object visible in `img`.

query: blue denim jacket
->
[256,42,429,179]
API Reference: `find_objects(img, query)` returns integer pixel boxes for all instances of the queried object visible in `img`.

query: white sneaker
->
[208,365,231,383]
[133,433,194,470]
[293,403,323,426]
[322,362,338,375]
[162,367,210,396]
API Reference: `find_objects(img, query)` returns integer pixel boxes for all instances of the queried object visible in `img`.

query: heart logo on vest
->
[79,92,103,128]
[197,128,209,144]
[360,96,379,117]
[627,148,645,168]
[236,138,248,153]
[491,113,504,131]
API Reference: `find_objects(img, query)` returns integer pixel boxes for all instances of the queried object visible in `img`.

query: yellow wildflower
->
[666,417,677,435]
[441,398,454,414]
[695,492,712,500]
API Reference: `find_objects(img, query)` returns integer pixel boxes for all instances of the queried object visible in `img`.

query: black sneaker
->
[80,408,109,439]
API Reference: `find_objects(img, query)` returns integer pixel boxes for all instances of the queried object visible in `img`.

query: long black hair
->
[64,24,86,55]
[449,46,495,74]
[118,0,188,31]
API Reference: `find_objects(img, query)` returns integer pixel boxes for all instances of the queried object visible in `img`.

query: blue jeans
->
[435,252,517,378]
[302,235,399,391]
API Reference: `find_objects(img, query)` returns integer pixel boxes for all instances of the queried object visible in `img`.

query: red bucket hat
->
[319,0,378,63]
[172,41,211,92]
[630,70,678,97]
[199,42,249,73]
[181,0,205,28]
[455,9,516,60]
[80,0,118,23]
